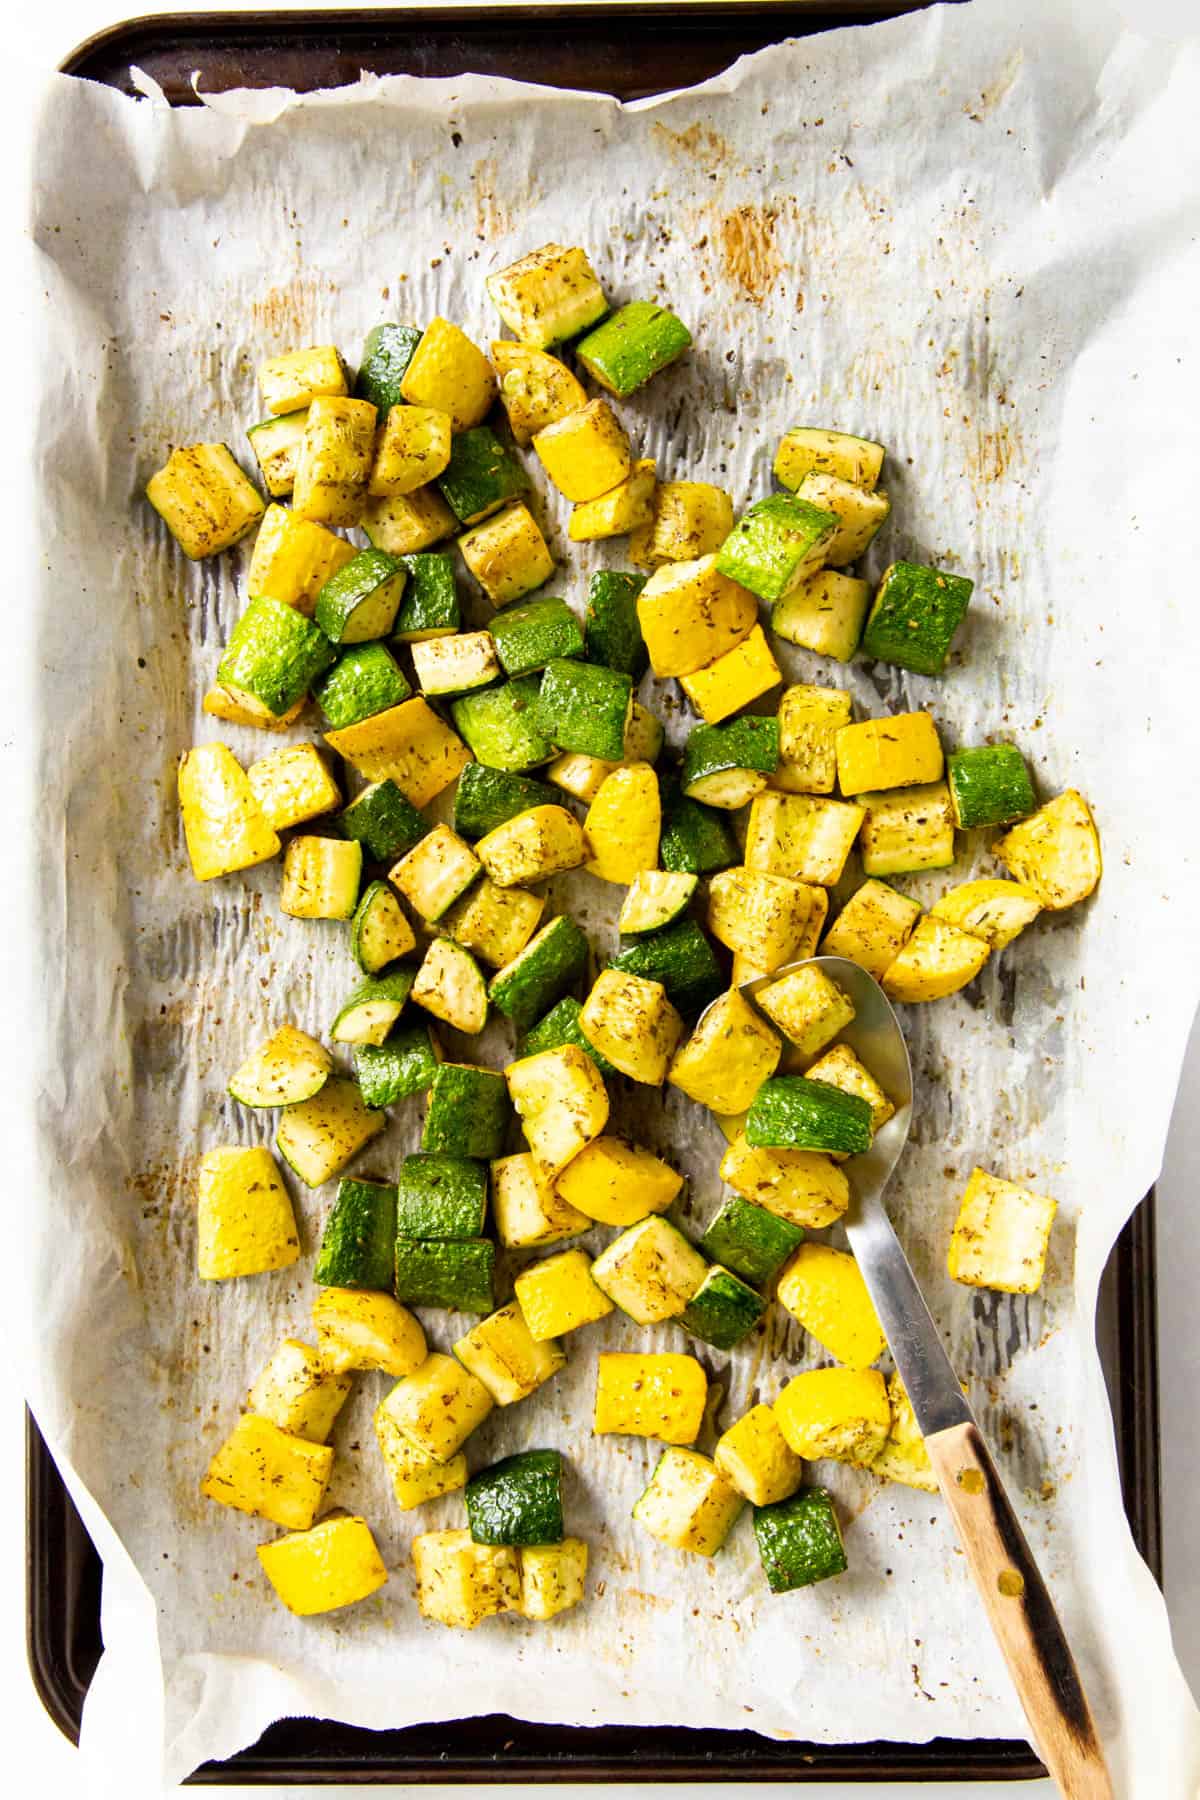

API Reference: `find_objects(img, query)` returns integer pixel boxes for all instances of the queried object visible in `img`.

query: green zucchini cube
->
[422,1063,509,1159]
[396,1153,489,1240]
[533,658,632,762]
[746,1077,874,1156]
[715,495,838,603]
[465,1449,564,1546]
[519,996,617,1076]
[658,778,738,876]
[699,1196,804,1288]
[337,779,429,863]
[681,717,780,809]
[437,426,530,526]
[451,677,555,773]
[393,1236,495,1313]
[393,552,461,641]
[946,744,1035,828]
[575,301,692,398]
[489,915,590,1034]
[861,561,974,676]
[355,323,423,412]
[315,643,412,730]
[353,1023,440,1108]
[491,597,585,678]
[315,548,407,645]
[217,595,335,717]
[584,569,649,678]
[314,1179,397,1291]
[452,763,559,840]
[681,1265,766,1350]
[609,917,724,1016]
[753,1487,848,1592]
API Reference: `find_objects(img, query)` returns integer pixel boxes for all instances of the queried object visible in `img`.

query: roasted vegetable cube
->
[247,1339,353,1444]
[836,712,943,797]
[276,1077,385,1187]
[515,1248,614,1340]
[314,1178,397,1292]
[196,1146,299,1280]
[390,823,481,923]
[773,1367,891,1466]
[794,470,891,566]
[744,791,864,887]
[821,878,922,978]
[755,965,855,1058]
[777,1242,887,1369]
[293,396,378,527]
[580,969,683,1085]
[771,568,871,662]
[747,1075,873,1156]
[518,1539,589,1619]
[413,1530,519,1628]
[492,1152,592,1249]
[258,1516,388,1616]
[459,501,555,606]
[555,1137,683,1228]
[312,1288,427,1377]
[995,789,1101,910]
[399,317,496,429]
[491,341,588,444]
[715,493,837,602]
[881,915,990,1002]
[477,806,587,888]
[946,744,1035,829]
[804,1044,895,1132]
[362,485,457,554]
[947,1166,1057,1294]
[178,744,281,881]
[533,398,632,502]
[505,1044,610,1182]
[584,764,661,883]
[699,1196,804,1289]
[569,459,657,541]
[454,1303,566,1405]
[445,878,546,971]
[680,624,782,724]
[247,744,341,832]
[259,345,347,414]
[201,1414,333,1530]
[667,988,781,1114]
[375,1402,468,1510]
[632,481,734,567]
[576,300,692,396]
[706,868,820,971]
[591,1215,707,1325]
[384,1352,494,1461]
[147,443,265,558]
[928,877,1041,949]
[753,1487,848,1591]
[861,560,973,676]
[720,1133,850,1229]
[681,1265,766,1350]
[774,685,853,795]
[637,555,757,677]
[228,1024,332,1110]
[715,1405,805,1507]
[593,1352,707,1444]
[634,1448,743,1555]
[280,835,362,919]
[324,696,471,807]
[369,405,453,497]
[857,781,955,877]
[422,1063,509,1159]
[247,504,358,614]
[774,426,885,492]
[486,243,607,348]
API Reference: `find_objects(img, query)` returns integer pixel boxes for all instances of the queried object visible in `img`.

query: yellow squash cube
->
[881,915,990,1003]
[324,697,471,806]
[821,878,922,979]
[714,1404,804,1506]
[835,712,944,796]
[804,1043,895,1131]
[947,1166,1058,1294]
[258,345,347,414]
[632,481,734,567]
[515,1248,614,1340]
[518,1539,589,1620]
[706,867,820,971]
[413,1529,520,1628]
[772,568,871,662]
[579,969,682,1085]
[453,1303,566,1405]
[858,781,955,877]
[491,1152,591,1248]
[361,484,457,554]
[584,763,661,882]
[201,1414,333,1530]
[794,470,891,566]
[458,501,555,606]
[720,1133,850,1228]
[755,965,855,1058]
[590,1216,708,1325]
[680,625,782,725]
[774,684,853,794]
[246,1338,353,1443]
[593,1352,707,1444]
[773,1367,891,1466]
[744,792,865,887]
[399,317,497,429]
[292,396,378,526]
[569,459,657,541]
[258,1516,388,1616]
[375,1403,468,1510]
[247,743,341,832]
[178,743,281,881]
[486,243,607,348]
[444,879,545,970]
[505,1045,610,1182]
[667,988,781,1114]
[929,877,1042,950]
[382,1352,494,1462]
[633,1448,744,1556]
[280,835,362,919]
[533,398,632,502]
[995,789,1101,910]
[312,1288,427,1377]
[774,426,885,492]
[477,805,587,888]
[197,1146,299,1280]
[202,686,305,732]
[637,555,757,677]
[276,1078,385,1188]
[246,504,357,614]
[870,1371,937,1493]
[147,443,265,559]
[369,404,453,496]
[548,751,617,804]
[389,823,481,923]
[555,1136,682,1227]
[777,1242,887,1369]
[491,341,588,445]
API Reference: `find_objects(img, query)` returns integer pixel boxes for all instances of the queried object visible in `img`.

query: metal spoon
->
[737,954,1114,1799]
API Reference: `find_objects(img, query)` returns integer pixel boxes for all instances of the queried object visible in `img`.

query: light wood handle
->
[925,1419,1114,1799]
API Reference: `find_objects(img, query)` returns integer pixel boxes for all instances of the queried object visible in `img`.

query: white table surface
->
[6,2,1198,1793]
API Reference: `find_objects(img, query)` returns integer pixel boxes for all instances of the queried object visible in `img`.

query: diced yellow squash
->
[178,743,281,880]
[258,1515,388,1616]
[679,624,782,724]
[633,1448,744,1556]
[491,340,588,445]
[361,484,457,554]
[774,427,885,492]
[202,686,306,731]
[774,1367,891,1466]
[580,969,682,1085]
[631,481,734,567]
[453,1302,566,1405]
[389,823,481,923]
[280,835,362,919]
[755,965,855,1058]
[412,1529,520,1628]
[995,789,1101,911]
[858,781,955,877]
[569,459,657,541]
[505,1044,610,1183]
[196,1146,299,1279]
[637,555,757,677]
[714,1404,804,1507]
[667,988,781,1114]
[881,915,990,1002]
[720,1133,850,1229]
[804,1043,895,1132]
[547,751,617,804]
[374,1402,468,1510]
[409,936,487,1032]
[555,1136,683,1227]
[325,697,471,806]
[584,763,660,882]
[772,568,871,662]
[533,398,632,503]
[794,470,891,566]
[147,443,265,559]
[777,1243,887,1369]
[518,1540,589,1620]
[247,1338,353,1443]
[399,317,496,429]
[744,791,865,887]
[247,743,341,832]
[382,1352,494,1462]
[836,712,944,796]
[492,1152,591,1249]
[591,1216,707,1325]
[292,396,377,527]
[706,867,819,971]
[477,805,587,887]
[821,878,922,979]
[201,1414,332,1529]
[487,243,607,348]
[773,684,853,795]
[444,879,545,970]
[276,1078,385,1188]
[368,404,453,497]
[947,1166,1058,1295]
[246,503,356,614]
[259,345,347,415]
[458,501,555,607]
[515,1248,614,1340]
[593,1352,707,1444]
[870,1371,937,1494]
[713,1109,749,1144]
[929,877,1042,950]
[312,1288,427,1378]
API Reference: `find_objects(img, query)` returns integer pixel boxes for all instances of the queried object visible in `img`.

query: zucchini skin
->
[575,302,692,397]
[519,995,617,1076]
[609,917,724,1015]
[746,1077,874,1156]
[355,323,423,411]
[681,1265,766,1350]
[946,744,1035,828]
[217,595,335,715]
[861,561,974,676]
[753,1487,847,1591]
[352,1024,440,1107]
[491,597,585,677]
[452,764,559,839]
[396,1154,489,1239]
[315,644,411,730]
[658,779,738,875]
[437,425,530,524]
[394,1236,495,1313]
[422,1064,509,1160]
[681,717,780,790]
[314,1179,398,1291]
[584,570,649,678]
[393,552,461,640]
[452,677,555,773]
[338,781,429,863]
[314,548,404,644]
[714,494,837,603]
[489,915,590,1034]
[465,1449,564,1545]
[699,1196,804,1287]
[533,659,633,763]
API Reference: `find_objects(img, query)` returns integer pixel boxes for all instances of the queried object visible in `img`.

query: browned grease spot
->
[472,158,512,242]
[718,206,782,303]
[251,276,335,342]
[965,424,1023,488]
[651,120,732,174]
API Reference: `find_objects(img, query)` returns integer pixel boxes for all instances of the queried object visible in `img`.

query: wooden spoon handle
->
[925,1419,1114,1798]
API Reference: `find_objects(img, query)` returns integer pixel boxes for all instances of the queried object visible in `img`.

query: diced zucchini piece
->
[492,1152,591,1249]
[700,1198,804,1289]
[715,1405,804,1507]
[178,744,281,881]
[505,1044,609,1183]
[314,547,405,645]
[398,316,496,429]
[218,594,335,718]
[795,470,891,567]
[821,877,922,978]
[276,1077,385,1186]
[147,443,265,558]
[609,916,724,1016]
[375,1403,469,1511]
[490,596,585,677]
[869,1372,938,1493]
[411,631,500,697]
[341,780,428,863]
[393,550,460,640]
[774,1367,891,1466]
[486,243,607,348]
[385,1352,494,1461]
[584,763,660,883]
[533,399,632,503]
[362,485,457,555]
[755,965,856,1057]
[280,835,362,920]
[593,1352,707,1445]
[518,1540,589,1620]
[715,494,837,602]
[618,871,698,935]
[247,743,340,832]
[947,741,1036,826]
[706,867,820,970]
[247,1338,353,1444]
[489,914,589,1034]
[394,1236,495,1313]
[582,571,650,679]
[353,1022,440,1108]
[857,780,954,877]
[355,322,423,411]
[747,1076,873,1156]
[947,1166,1057,1294]
[681,1264,766,1350]
[744,791,865,886]
[634,1448,743,1557]
[312,1285,428,1377]
[777,1242,886,1369]
[422,1063,509,1159]
[881,914,990,1002]
[196,1146,299,1279]
[515,1248,614,1340]
[555,1136,682,1227]
[631,481,734,568]
[490,340,588,445]
[412,1530,519,1628]
[995,789,1102,910]
[720,1133,850,1229]
[775,426,885,492]
[667,988,781,1114]
[680,625,782,725]
[437,425,529,524]
[754,1488,848,1591]
[637,555,757,678]
[534,658,632,762]
[389,823,481,923]
[452,676,555,774]
[805,1044,894,1132]
[258,1516,387,1616]
[774,684,853,794]
[293,396,378,527]
[444,878,545,971]
[861,560,974,675]
[772,568,871,662]
[576,300,692,396]
[836,712,944,797]
[579,969,682,1085]
[314,1178,397,1291]
[396,1153,488,1240]
[457,1306,564,1409]
[412,937,489,1034]
[591,1215,707,1325]
[229,1024,331,1109]
[453,763,558,839]
[325,696,471,807]
[330,969,415,1047]
[369,405,453,498]
[350,880,417,974]
[928,877,1041,950]
[259,345,347,414]
[459,501,555,607]
[549,751,618,805]
[247,408,309,498]
[246,504,358,615]
[476,805,587,887]
[682,715,779,808]
[519,996,617,1076]
[316,644,412,729]
[570,459,657,543]
[659,780,738,875]
[201,1415,332,1531]
[466,1449,565,1543]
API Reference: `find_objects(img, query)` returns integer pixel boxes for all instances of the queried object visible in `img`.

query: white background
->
[5,2,1198,1796]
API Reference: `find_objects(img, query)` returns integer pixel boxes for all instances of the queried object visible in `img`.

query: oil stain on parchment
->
[650,120,734,176]
[718,204,782,302]
[251,274,336,342]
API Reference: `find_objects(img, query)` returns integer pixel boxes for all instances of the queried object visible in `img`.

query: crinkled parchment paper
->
[16,0,1200,1789]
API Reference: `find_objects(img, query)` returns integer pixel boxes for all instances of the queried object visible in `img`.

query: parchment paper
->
[18,0,1200,1790]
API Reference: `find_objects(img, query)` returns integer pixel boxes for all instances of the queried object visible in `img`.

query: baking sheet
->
[17,0,1200,1790]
